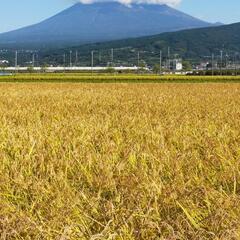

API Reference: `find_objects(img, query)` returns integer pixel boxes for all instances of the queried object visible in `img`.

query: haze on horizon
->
[0,0,239,33]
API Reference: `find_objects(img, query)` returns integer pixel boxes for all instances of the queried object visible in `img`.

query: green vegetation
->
[38,22,240,66]
[1,83,240,239]
[2,73,240,83]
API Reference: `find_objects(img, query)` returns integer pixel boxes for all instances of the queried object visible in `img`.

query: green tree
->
[41,63,49,73]
[183,61,192,71]
[106,67,115,74]
[27,66,34,73]
[153,64,160,74]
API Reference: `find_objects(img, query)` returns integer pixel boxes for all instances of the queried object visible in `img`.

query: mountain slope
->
[37,22,240,67]
[0,2,213,48]
[68,22,240,58]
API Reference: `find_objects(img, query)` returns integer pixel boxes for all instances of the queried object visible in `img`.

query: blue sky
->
[0,0,239,33]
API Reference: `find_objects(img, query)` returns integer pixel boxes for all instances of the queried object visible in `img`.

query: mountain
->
[0,2,213,49]
[38,22,240,66]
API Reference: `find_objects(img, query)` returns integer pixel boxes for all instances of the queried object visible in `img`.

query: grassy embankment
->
[1,73,240,83]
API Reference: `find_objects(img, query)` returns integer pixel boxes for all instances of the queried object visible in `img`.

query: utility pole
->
[111,48,114,66]
[168,47,170,71]
[137,51,140,73]
[63,54,66,67]
[70,50,72,67]
[137,52,140,68]
[211,53,214,76]
[91,51,94,75]
[234,52,238,76]
[32,53,35,67]
[15,50,18,68]
[225,53,228,70]
[75,50,78,66]
[99,52,101,64]
[63,54,66,73]
[159,50,162,75]
[35,53,39,67]
[220,50,223,75]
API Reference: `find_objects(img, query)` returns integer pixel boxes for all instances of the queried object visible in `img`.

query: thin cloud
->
[77,0,181,7]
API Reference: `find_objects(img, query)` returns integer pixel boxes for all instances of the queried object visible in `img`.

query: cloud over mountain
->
[77,0,181,6]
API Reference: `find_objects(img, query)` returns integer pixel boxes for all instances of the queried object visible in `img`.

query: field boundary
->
[1,74,240,83]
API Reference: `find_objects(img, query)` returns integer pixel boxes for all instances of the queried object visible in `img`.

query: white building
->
[0,60,9,65]
[171,59,183,71]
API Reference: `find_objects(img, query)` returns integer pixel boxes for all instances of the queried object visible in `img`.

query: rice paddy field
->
[1,75,240,239]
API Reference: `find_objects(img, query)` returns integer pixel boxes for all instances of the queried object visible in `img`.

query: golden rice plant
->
[1,83,240,239]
